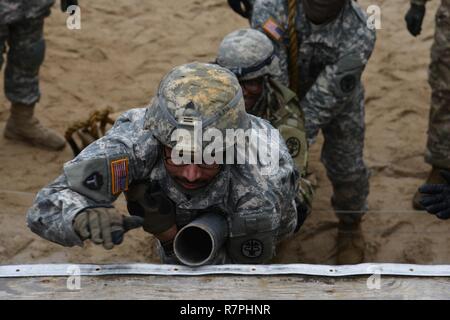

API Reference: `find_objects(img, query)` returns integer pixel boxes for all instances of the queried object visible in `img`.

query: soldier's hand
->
[227,0,253,19]
[61,0,79,13]
[405,3,426,37]
[419,170,450,220]
[73,208,143,249]
[126,184,177,235]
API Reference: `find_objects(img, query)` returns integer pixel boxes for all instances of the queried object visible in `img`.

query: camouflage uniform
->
[250,78,314,213]
[216,28,312,210]
[251,78,308,175]
[251,0,376,223]
[0,0,54,105]
[412,0,450,169]
[27,63,304,264]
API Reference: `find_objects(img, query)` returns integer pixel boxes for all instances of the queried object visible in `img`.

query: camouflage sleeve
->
[302,31,376,143]
[270,80,309,177]
[227,118,301,263]
[275,156,302,243]
[255,117,300,243]
[251,0,289,85]
[27,108,159,247]
[278,106,314,218]
[0,0,55,23]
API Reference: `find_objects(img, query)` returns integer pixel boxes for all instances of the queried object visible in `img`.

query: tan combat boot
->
[412,167,447,210]
[4,103,66,150]
[336,220,365,265]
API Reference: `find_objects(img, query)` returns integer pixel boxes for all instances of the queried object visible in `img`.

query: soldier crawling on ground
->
[27,62,311,265]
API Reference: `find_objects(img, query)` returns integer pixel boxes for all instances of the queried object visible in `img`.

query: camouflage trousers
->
[426,1,450,169]
[318,86,369,225]
[0,17,46,106]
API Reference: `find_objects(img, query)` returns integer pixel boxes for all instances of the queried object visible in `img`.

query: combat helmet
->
[216,28,281,81]
[144,62,250,158]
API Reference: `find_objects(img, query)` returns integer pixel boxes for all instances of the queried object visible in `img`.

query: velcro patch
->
[83,172,104,191]
[241,239,264,258]
[340,74,357,93]
[263,17,284,41]
[111,158,129,195]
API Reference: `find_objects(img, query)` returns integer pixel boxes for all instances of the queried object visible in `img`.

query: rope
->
[287,0,300,94]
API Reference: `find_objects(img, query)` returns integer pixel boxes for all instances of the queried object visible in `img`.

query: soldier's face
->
[163,147,222,190]
[239,77,264,111]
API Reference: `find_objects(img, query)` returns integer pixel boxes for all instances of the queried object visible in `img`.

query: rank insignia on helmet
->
[263,18,284,42]
[241,239,264,258]
[286,137,301,157]
[83,172,104,191]
[111,158,129,195]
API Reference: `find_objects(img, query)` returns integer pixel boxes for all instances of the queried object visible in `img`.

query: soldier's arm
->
[227,128,304,264]
[27,108,158,247]
[269,78,309,176]
[265,84,314,214]
[302,34,376,143]
[251,0,289,85]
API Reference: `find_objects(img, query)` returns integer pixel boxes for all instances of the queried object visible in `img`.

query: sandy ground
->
[0,0,449,265]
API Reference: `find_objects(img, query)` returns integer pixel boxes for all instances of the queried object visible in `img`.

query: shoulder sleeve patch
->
[64,157,111,203]
[340,74,357,93]
[263,17,284,42]
[334,54,365,96]
[64,156,130,203]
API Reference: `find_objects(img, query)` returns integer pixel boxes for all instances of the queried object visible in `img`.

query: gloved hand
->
[126,184,176,235]
[405,3,426,37]
[419,170,450,220]
[73,208,143,249]
[227,0,253,19]
[61,0,79,13]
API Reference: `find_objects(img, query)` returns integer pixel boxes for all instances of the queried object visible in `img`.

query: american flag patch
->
[263,18,284,41]
[111,158,129,195]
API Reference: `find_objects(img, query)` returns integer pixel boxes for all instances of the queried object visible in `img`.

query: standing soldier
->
[249,0,376,264]
[216,28,313,216]
[405,0,450,210]
[0,0,77,150]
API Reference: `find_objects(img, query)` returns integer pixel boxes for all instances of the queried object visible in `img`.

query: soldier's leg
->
[3,17,65,150]
[321,87,369,264]
[425,3,450,169]
[4,18,45,105]
[413,3,450,209]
